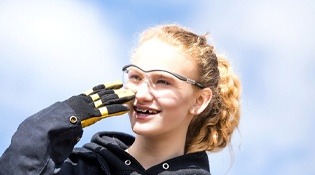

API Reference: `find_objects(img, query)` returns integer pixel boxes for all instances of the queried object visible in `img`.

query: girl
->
[0,24,241,175]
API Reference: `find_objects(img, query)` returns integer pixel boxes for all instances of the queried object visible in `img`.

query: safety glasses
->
[122,64,205,93]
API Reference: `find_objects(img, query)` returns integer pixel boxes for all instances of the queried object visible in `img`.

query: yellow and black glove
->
[65,81,135,128]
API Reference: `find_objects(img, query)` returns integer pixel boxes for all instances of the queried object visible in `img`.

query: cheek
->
[157,93,195,126]
[156,97,177,107]
[124,83,137,93]
[157,91,195,111]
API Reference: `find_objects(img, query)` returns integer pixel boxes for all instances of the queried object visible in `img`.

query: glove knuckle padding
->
[65,81,135,128]
[107,104,129,114]
[101,94,119,105]
[65,96,101,121]
[92,81,123,91]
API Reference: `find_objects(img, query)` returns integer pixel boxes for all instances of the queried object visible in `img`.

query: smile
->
[134,106,160,114]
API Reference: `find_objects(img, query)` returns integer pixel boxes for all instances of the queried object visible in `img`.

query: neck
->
[127,133,186,169]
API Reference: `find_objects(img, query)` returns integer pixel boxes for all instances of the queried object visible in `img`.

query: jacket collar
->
[81,131,211,174]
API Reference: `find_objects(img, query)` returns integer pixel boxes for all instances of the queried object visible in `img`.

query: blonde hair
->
[134,24,241,153]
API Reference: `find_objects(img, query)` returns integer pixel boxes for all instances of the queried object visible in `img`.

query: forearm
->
[0,81,134,175]
[0,102,83,175]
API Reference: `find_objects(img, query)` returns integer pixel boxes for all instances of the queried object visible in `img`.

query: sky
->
[0,0,314,174]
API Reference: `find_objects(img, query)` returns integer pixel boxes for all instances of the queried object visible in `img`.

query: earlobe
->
[191,88,212,115]
[189,105,199,115]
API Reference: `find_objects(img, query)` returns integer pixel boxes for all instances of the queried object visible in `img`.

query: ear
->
[189,88,212,115]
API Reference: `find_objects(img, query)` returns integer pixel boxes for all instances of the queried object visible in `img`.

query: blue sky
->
[0,0,314,174]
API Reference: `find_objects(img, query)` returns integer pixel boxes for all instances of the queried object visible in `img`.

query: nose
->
[135,80,154,101]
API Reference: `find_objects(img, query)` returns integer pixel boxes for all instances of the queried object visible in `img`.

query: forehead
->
[132,38,197,77]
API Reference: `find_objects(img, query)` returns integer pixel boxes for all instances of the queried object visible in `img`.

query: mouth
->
[134,106,161,115]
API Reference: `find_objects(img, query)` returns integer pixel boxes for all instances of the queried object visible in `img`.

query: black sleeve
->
[55,152,105,175]
[0,102,83,175]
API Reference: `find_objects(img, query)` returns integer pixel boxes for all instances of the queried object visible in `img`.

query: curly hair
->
[134,24,242,153]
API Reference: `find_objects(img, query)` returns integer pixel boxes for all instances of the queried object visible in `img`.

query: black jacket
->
[0,102,211,175]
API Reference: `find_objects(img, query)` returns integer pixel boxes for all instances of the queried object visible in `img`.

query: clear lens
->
[122,64,205,90]
[122,66,177,97]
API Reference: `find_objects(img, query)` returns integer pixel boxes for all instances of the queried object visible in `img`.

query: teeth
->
[135,107,158,114]
[148,110,155,113]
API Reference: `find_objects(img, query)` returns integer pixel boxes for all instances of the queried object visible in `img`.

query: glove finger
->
[83,80,123,96]
[80,105,129,128]
[86,89,116,103]
[98,89,134,99]
[89,91,135,111]
[99,104,130,117]
[96,90,135,107]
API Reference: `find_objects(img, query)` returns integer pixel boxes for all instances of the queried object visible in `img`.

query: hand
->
[65,80,135,128]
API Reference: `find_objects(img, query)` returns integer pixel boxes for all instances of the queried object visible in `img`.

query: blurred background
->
[0,0,314,174]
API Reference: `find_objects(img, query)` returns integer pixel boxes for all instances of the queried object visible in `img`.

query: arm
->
[0,102,82,175]
[0,81,134,175]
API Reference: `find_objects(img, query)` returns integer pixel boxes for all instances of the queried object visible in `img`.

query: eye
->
[129,73,142,82]
[156,79,170,85]
[126,70,143,83]
[153,74,172,85]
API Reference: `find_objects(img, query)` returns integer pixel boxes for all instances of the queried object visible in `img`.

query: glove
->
[65,80,135,128]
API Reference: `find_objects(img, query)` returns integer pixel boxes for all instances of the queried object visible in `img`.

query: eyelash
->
[129,74,142,81]
[155,79,170,85]
[128,73,171,86]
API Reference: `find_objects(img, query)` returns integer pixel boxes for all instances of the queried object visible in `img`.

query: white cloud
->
[1,1,314,174]
[189,0,315,174]
[0,0,125,103]
[0,0,127,153]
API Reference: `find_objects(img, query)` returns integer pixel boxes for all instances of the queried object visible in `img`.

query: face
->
[125,38,201,138]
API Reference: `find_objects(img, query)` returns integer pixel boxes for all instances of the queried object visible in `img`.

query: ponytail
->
[186,54,241,153]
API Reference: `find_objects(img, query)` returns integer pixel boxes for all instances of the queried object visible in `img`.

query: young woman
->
[0,24,241,175]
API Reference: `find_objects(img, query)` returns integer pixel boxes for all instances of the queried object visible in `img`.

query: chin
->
[131,123,157,137]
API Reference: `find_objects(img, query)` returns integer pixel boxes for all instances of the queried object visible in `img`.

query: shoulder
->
[88,131,135,149]
[147,151,211,175]
[57,149,104,175]
[68,131,135,165]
